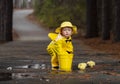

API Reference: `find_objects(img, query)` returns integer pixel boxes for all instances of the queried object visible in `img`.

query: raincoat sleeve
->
[47,33,73,56]
[48,33,58,41]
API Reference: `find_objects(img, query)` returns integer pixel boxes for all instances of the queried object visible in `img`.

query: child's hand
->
[55,33,63,41]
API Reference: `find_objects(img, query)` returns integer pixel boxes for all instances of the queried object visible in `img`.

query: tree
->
[0,0,13,42]
[85,0,99,38]
[101,0,112,40]
[97,0,102,36]
[33,0,86,30]
[113,0,120,42]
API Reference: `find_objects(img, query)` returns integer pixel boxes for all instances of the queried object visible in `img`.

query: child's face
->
[61,27,73,38]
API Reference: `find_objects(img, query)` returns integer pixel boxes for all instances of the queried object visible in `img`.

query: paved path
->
[0,40,120,84]
[13,9,49,41]
[0,9,119,84]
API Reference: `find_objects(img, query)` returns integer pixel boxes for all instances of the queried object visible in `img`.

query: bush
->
[33,0,86,29]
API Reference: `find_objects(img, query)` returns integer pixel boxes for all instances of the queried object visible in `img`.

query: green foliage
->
[33,0,44,15]
[33,0,86,29]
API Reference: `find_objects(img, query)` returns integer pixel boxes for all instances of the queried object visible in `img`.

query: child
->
[47,21,77,72]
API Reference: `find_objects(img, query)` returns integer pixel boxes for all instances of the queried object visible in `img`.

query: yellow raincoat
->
[47,33,74,71]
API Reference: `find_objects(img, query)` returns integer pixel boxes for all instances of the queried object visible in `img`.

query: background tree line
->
[0,0,34,42]
[86,0,120,42]
[33,0,86,30]
[34,0,120,42]
[0,0,120,43]
[13,0,34,9]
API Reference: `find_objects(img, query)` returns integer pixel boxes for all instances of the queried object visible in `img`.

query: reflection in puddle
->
[0,63,49,81]
[0,72,47,81]
[0,72,35,81]
[16,65,29,69]
[12,73,38,79]
[0,62,119,82]
[0,73,12,81]
[14,63,46,70]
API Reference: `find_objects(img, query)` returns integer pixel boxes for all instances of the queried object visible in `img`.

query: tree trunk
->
[85,0,99,38]
[97,0,102,33]
[0,0,13,42]
[113,0,120,42]
[6,0,13,41]
[101,0,112,40]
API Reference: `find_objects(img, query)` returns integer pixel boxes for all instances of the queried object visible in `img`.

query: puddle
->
[12,73,40,79]
[0,62,120,82]
[0,63,50,81]
[14,63,48,70]
[0,72,47,81]
[0,63,49,81]
[0,73,12,81]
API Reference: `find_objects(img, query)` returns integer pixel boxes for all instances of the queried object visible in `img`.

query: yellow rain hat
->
[55,21,77,34]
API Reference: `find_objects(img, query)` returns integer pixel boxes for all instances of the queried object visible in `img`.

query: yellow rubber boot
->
[47,47,59,70]
[58,54,73,72]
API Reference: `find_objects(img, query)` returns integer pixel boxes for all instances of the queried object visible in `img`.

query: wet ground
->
[0,9,120,84]
[0,40,120,84]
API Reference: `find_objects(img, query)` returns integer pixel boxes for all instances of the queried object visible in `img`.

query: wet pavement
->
[0,9,120,84]
[0,40,120,84]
